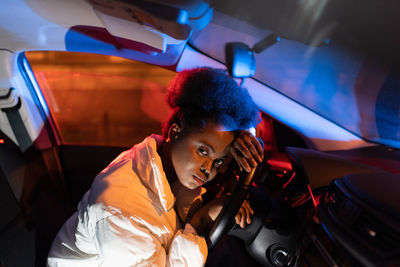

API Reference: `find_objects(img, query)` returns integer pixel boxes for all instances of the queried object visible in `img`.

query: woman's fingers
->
[253,137,264,160]
[231,147,251,172]
[233,138,257,167]
[231,131,264,172]
[235,200,253,228]
[235,214,240,225]
[244,199,254,215]
[244,135,263,162]
[235,209,246,228]
[240,212,245,228]
[243,201,253,224]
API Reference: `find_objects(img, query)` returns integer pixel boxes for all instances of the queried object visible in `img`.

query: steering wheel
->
[207,166,258,249]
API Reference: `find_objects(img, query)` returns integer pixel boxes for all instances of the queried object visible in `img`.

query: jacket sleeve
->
[167,223,208,267]
[94,215,207,266]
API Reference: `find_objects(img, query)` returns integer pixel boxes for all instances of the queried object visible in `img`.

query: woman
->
[47,67,263,266]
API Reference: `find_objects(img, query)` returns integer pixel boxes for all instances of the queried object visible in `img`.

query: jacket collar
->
[133,134,175,212]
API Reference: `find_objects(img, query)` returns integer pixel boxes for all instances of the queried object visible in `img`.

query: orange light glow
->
[0,139,4,144]
[26,51,175,147]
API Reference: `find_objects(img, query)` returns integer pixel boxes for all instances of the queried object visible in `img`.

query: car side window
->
[26,51,174,147]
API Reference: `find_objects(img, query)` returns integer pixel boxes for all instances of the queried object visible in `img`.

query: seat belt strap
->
[1,88,32,151]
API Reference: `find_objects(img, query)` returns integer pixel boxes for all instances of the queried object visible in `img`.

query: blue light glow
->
[21,56,51,118]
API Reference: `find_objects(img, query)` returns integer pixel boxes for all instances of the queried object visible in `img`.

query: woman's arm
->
[94,214,207,266]
[167,223,208,266]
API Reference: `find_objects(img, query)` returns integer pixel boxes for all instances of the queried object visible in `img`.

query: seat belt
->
[0,88,32,151]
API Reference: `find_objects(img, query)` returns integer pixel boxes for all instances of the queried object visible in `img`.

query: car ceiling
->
[211,0,400,64]
[1,0,399,149]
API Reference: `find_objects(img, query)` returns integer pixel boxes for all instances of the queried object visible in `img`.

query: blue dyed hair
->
[163,67,260,138]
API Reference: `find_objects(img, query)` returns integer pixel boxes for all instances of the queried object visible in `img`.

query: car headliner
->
[1,0,399,150]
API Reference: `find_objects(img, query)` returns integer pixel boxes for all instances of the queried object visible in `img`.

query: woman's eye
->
[214,159,224,168]
[198,147,208,156]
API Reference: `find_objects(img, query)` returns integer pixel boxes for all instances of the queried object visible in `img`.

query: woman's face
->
[170,121,234,190]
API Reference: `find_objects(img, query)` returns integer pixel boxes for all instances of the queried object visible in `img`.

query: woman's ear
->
[167,123,182,142]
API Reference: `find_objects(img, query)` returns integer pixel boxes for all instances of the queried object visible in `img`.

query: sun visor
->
[87,0,213,53]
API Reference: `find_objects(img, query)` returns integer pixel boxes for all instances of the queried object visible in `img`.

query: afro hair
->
[163,67,260,138]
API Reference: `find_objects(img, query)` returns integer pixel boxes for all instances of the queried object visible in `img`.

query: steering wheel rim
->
[207,167,258,249]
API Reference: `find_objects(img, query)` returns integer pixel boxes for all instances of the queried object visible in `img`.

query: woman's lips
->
[193,175,205,186]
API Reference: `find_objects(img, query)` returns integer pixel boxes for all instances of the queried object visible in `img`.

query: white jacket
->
[48,135,208,266]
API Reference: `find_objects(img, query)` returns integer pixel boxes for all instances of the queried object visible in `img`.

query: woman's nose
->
[200,160,212,179]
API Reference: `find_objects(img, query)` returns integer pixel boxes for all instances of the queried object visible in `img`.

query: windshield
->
[190,8,400,149]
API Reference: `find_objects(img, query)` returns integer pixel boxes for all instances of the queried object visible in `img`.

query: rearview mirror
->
[225,42,256,78]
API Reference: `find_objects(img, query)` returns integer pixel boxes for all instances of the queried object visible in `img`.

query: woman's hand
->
[235,199,254,228]
[231,130,264,172]
[189,194,254,236]
[208,196,254,229]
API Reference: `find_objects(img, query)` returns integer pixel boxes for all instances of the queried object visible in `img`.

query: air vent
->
[353,212,400,258]
[327,183,400,259]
